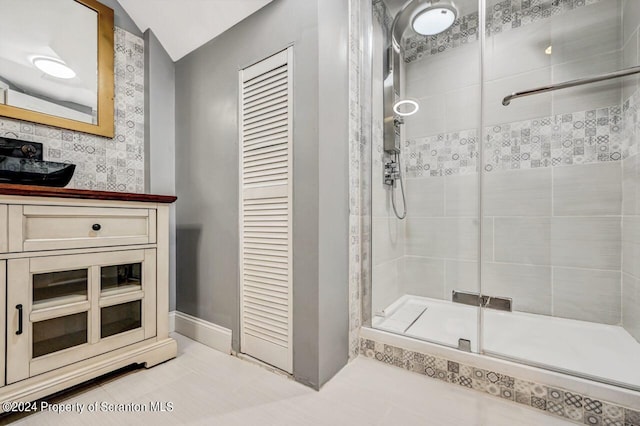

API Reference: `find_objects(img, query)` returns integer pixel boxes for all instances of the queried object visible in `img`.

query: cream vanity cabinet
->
[0,186,177,407]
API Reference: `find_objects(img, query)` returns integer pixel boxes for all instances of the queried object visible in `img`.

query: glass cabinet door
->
[31,269,91,357]
[99,261,145,339]
[6,249,156,384]
[99,262,145,338]
[30,268,91,360]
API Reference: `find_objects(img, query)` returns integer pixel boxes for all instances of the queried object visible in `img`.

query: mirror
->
[0,0,114,138]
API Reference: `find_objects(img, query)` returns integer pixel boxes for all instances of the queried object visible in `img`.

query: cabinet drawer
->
[9,205,157,252]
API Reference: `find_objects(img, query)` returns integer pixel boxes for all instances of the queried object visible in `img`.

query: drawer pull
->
[16,304,23,335]
[92,224,102,231]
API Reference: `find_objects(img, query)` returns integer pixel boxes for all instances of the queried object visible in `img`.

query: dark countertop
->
[0,184,177,204]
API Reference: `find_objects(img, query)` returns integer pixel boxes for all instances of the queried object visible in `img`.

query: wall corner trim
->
[171,311,233,354]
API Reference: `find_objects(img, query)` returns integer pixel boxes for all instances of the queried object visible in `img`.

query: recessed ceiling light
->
[412,5,457,36]
[545,45,552,55]
[393,99,420,116]
[32,57,76,79]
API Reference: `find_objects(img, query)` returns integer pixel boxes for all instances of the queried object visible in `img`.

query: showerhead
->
[390,0,458,51]
[412,3,457,35]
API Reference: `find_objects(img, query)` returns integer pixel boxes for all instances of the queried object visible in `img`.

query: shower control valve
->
[384,159,400,186]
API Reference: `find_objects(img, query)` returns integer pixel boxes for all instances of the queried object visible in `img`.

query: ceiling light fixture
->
[32,57,76,79]
[545,45,552,55]
[412,4,457,36]
[393,99,420,116]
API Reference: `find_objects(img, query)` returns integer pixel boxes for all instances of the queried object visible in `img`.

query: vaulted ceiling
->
[117,0,273,61]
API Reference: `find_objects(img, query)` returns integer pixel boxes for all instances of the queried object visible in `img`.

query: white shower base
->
[373,295,640,389]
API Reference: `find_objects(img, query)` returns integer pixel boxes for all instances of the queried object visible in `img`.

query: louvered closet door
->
[239,48,293,373]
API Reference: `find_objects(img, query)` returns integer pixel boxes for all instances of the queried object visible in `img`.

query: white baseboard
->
[169,311,176,333]
[170,311,232,354]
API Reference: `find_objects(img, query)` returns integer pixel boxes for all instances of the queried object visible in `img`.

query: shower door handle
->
[502,65,640,106]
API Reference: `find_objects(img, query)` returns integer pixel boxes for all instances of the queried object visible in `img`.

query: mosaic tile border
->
[0,27,145,193]
[403,0,603,63]
[360,337,640,426]
[403,103,623,178]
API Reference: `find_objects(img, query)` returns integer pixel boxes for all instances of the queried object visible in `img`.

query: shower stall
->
[369,0,640,391]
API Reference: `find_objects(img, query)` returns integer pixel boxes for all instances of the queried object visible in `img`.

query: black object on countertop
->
[0,136,75,187]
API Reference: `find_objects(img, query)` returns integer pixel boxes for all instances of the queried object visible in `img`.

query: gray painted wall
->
[102,0,142,37]
[175,0,349,389]
[317,0,350,386]
[144,29,177,311]
[95,2,177,308]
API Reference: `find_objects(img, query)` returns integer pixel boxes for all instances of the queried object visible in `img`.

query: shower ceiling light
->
[412,5,457,36]
[393,99,420,116]
[545,45,553,55]
[32,57,76,79]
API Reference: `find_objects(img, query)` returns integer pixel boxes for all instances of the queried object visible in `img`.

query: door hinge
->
[452,290,512,312]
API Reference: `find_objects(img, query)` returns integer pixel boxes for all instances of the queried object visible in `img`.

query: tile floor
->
[2,333,572,425]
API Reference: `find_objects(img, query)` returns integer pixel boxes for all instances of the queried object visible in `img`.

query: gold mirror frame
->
[0,0,115,138]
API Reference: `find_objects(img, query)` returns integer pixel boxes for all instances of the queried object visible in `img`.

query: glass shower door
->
[480,0,640,390]
[370,0,483,353]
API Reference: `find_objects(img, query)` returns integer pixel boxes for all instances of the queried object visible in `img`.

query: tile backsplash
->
[0,27,145,193]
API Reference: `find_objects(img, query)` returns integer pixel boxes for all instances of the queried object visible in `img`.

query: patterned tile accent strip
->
[404,128,479,178]
[360,337,640,425]
[484,105,623,171]
[349,0,374,359]
[349,0,363,360]
[402,0,603,63]
[0,27,145,193]
[403,104,623,178]
[623,89,640,159]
